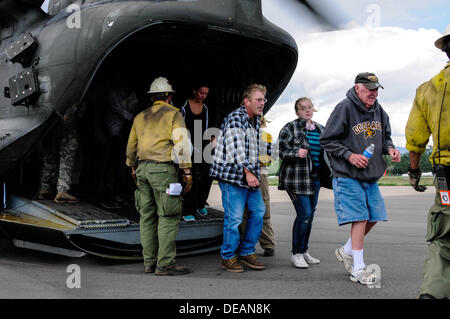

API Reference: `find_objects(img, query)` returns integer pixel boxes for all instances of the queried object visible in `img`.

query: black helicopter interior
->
[13,22,296,218]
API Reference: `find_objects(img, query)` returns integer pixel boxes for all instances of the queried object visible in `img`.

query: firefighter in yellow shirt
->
[405,25,450,299]
[126,77,192,275]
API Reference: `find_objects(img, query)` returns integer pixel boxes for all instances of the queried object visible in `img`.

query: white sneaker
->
[350,266,378,285]
[335,246,353,274]
[303,251,320,264]
[291,254,309,268]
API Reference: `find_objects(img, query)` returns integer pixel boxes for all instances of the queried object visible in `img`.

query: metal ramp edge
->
[32,199,132,229]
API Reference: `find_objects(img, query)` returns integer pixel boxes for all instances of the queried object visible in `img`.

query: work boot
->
[155,263,191,276]
[36,189,53,200]
[263,248,275,257]
[221,257,244,273]
[237,254,265,270]
[144,265,156,274]
[54,192,79,203]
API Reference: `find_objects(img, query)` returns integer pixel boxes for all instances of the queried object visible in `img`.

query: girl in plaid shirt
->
[278,97,328,269]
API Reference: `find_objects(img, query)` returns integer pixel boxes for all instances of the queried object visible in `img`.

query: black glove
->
[408,164,427,192]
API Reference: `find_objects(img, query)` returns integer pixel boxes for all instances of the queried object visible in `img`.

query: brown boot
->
[36,190,53,200]
[144,265,156,274]
[221,257,244,273]
[263,248,275,257]
[238,253,265,270]
[155,263,191,276]
[54,192,79,203]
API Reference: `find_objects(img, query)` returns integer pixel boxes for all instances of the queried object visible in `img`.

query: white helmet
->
[147,77,175,94]
[435,24,450,50]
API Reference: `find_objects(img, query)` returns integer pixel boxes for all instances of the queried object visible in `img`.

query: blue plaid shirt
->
[210,106,261,188]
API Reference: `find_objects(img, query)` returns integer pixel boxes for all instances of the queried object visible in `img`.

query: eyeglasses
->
[252,98,267,103]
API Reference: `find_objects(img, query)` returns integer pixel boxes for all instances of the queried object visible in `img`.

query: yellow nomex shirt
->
[126,101,192,169]
[405,62,450,166]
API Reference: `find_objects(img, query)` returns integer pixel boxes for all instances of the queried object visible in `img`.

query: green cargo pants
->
[420,181,450,299]
[134,162,182,268]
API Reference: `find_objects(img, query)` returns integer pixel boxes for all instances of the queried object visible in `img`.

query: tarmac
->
[0,185,436,300]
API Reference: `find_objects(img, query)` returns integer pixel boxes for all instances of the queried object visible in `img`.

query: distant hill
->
[397,147,408,154]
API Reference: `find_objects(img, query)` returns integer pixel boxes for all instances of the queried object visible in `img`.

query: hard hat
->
[435,24,450,50]
[147,77,175,94]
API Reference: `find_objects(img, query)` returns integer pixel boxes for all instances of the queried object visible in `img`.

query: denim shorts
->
[332,177,387,226]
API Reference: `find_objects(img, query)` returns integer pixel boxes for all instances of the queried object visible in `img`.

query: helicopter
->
[0,0,333,259]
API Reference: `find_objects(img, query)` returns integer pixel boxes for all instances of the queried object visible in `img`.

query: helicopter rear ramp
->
[0,195,223,259]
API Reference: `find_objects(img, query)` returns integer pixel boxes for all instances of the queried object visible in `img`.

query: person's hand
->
[181,170,193,193]
[408,165,427,192]
[298,148,308,158]
[389,148,401,163]
[131,168,137,186]
[348,153,368,168]
[244,169,260,188]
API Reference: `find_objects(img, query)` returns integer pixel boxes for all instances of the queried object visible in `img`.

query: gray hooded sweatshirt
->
[320,87,395,182]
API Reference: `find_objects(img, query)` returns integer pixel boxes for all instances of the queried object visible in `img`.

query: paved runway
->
[0,186,434,299]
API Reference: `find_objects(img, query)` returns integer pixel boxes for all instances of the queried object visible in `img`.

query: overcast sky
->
[262,0,449,147]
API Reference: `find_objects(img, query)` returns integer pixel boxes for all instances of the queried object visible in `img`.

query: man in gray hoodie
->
[320,72,400,285]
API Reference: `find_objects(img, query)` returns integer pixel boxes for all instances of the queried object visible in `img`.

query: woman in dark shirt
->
[180,84,214,221]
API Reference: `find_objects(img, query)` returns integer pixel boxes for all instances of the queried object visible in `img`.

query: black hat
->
[355,72,384,90]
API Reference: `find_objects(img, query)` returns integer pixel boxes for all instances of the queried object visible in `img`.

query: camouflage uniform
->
[39,111,79,194]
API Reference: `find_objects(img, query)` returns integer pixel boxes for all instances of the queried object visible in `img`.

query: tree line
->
[268,148,434,176]
[384,149,433,175]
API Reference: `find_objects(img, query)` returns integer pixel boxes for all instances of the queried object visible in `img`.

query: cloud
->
[265,26,447,147]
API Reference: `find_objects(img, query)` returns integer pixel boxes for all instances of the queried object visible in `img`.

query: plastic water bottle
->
[363,144,375,159]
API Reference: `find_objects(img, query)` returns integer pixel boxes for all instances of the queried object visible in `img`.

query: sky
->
[261,0,449,148]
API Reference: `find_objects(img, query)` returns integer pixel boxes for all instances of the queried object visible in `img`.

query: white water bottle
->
[363,144,375,159]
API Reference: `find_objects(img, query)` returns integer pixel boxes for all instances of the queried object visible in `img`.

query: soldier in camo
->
[37,103,84,203]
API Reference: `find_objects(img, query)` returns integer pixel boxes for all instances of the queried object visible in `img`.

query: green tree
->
[419,148,433,172]
[384,148,433,175]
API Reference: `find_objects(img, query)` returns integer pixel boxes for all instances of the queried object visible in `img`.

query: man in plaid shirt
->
[210,84,267,273]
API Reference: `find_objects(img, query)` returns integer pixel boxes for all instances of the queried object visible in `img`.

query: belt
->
[138,160,174,165]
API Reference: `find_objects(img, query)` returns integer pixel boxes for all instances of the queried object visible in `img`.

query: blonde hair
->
[295,97,318,112]
[261,116,271,128]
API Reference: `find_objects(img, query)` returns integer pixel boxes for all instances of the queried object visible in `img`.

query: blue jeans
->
[219,181,266,260]
[287,178,321,254]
